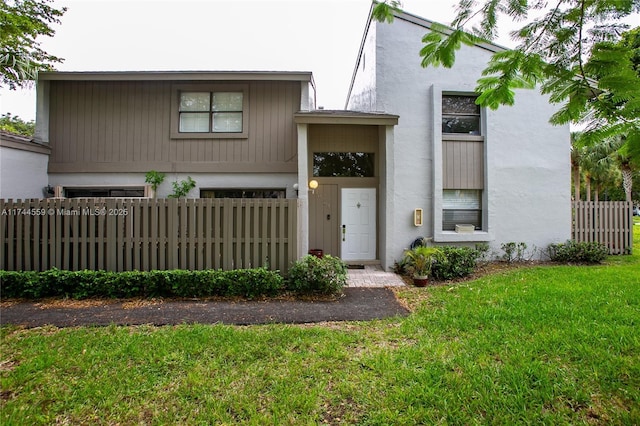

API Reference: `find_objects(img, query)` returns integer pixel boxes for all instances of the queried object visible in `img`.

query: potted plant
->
[403,246,443,287]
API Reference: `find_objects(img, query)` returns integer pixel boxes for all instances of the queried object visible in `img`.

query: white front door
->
[341,188,376,261]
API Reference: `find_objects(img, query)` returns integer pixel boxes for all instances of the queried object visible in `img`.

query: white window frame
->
[170,83,249,139]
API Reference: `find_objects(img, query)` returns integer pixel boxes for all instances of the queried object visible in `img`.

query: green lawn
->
[2,229,639,425]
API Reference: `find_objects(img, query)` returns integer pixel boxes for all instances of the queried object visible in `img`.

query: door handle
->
[342,224,346,241]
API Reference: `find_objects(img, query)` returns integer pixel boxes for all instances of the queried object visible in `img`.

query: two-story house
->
[31,5,570,271]
[34,70,400,267]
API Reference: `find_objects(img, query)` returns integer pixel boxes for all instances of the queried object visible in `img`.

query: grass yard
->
[2,228,639,425]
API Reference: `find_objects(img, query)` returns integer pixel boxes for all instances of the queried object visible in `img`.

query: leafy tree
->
[372,1,640,162]
[0,112,34,136]
[0,0,66,89]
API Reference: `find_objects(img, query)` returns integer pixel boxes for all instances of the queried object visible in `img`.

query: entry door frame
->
[340,187,377,261]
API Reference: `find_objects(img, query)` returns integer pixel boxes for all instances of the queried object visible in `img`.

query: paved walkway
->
[0,288,410,327]
[347,264,407,288]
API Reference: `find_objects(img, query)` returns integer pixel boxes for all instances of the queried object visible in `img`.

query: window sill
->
[434,231,493,243]
[170,131,248,140]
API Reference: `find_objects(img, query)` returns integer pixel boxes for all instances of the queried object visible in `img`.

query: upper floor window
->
[171,84,249,139]
[442,95,480,135]
[179,92,243,133]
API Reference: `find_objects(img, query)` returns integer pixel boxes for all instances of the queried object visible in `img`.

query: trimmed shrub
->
[0,268,284,300]
[287,255,348,295]
[547,240,609,264]
[430,246,482,281]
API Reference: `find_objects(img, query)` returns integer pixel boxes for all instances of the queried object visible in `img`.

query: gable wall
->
[47,80,301,174]
[346,19,377,111]
[369,16,570,263]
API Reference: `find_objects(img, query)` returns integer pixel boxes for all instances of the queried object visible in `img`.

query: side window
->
[442,189,482,231]
[441,94,484,231]
[442,95,481,135]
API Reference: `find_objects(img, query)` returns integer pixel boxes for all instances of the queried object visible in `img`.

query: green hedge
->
[286,255,348,295]
[547,240,609,264]
[430,246,483,281]
[0,268,284,300]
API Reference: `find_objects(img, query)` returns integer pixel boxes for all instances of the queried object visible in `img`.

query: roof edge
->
[38,70,315,82]
[295,110,398,125]
[392,8,507,54]
[0,131,51,155]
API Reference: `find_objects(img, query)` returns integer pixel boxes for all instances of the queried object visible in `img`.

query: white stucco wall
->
[346,20,378,111]
[0,146,50,199]
[349,16,571,265]
[49,173,299,199]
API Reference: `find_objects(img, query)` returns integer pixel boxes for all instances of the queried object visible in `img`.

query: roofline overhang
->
[0,131,51,155]
[294,110,398,126]
[392,9,506,54]
[38,70,315,83]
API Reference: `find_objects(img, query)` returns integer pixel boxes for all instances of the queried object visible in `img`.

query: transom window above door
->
[313,152,375,177]
[179,91,243,133]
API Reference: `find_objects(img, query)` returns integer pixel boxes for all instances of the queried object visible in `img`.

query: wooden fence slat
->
[158,199,167,270]
[188,199,197,270]
[135,199,142,270]
[243,200,251,268]
[38,199,47,271]
[213,200,221,270]
[203,199,212,270]
[32,201,39,271]
[153,199,158,270]
[251,201,259,267]
[222,199,232,270]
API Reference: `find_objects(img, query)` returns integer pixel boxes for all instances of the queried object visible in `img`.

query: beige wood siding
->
[47,80,300,173]
[442,140,484,189]
[308,124,380,153]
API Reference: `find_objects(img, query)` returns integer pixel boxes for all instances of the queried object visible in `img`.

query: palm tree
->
[593,136,637,203]
[570,132,585,201]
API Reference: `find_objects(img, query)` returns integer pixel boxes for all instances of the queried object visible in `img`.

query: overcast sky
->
[1,0,494,121]
[15,0,613,121]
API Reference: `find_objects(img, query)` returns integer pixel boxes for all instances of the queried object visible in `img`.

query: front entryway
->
[341,188,376,261]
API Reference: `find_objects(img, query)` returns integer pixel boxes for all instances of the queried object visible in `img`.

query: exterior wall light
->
[309,179,319,194]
